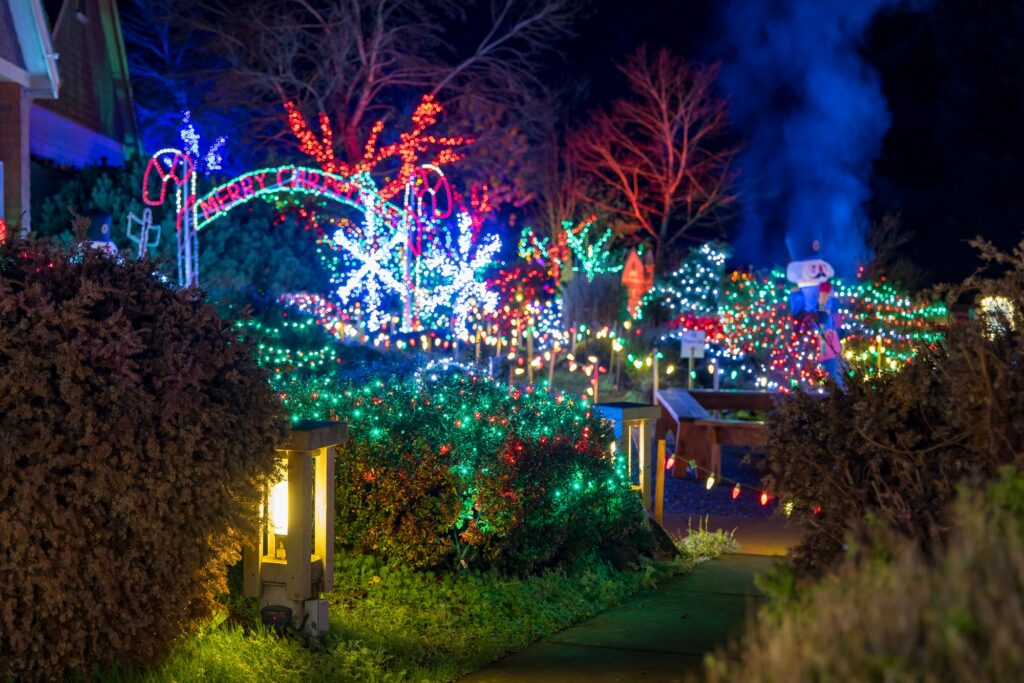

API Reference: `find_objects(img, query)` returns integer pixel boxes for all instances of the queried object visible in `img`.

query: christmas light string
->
[284,94,472,202]
[564,216,623,282]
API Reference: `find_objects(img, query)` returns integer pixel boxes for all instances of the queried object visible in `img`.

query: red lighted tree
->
[285,94,471,201]
[570,47,737,268]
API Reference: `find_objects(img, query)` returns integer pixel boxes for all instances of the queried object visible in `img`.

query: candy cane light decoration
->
[143,148,198,287]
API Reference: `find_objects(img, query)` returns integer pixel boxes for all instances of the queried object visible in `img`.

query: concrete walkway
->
[462,554,776,682]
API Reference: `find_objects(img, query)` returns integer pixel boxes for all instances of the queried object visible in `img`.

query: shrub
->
[762,239,1024,574]
[285,367,654,572]
[0,236,285,679]
[703,469,1024,683]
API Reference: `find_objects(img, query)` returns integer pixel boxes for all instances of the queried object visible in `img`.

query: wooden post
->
[526,326,534,384]
[547,344,558,394]
[652,353,659,403]
[655,439,666,525]
[475,328,481,364]
[688,356,695,390]
[639,419,652,513]
[285,450,312,602]
[314,445,335,591]
[508,333,515,387]
[494,337,503,378]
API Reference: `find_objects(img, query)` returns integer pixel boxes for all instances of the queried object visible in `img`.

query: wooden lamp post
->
[593,402,662,514]
[243,421,347,636]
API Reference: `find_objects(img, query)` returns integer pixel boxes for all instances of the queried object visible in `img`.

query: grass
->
[99,526,734,682]
[674,515,740,559]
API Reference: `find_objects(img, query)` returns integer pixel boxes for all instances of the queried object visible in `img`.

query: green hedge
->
[0,235,284,679]
[284,368,654,572]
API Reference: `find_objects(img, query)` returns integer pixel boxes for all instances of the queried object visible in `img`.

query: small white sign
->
[679,329,705,359]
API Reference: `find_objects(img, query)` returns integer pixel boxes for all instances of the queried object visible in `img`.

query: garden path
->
[461,553,775,682]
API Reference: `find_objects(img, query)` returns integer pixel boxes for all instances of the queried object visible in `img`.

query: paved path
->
[462,554,775,682]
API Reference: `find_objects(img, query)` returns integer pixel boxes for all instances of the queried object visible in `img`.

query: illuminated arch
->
[141,151,459,330]
[190,165,408,231]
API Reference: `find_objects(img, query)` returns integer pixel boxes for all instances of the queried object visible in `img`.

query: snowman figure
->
[786,257,835,316]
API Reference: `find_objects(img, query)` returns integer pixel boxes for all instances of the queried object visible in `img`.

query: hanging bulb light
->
[705,474,716,490]
[732,484,741,500]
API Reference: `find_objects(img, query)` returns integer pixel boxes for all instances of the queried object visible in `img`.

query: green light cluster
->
[564,218,623,283]
[275,361,652,570]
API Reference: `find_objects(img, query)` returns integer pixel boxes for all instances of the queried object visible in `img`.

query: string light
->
[564,216,623,282]
[284,94,471,202]
[178,110,225,175]
[640,241,728,320]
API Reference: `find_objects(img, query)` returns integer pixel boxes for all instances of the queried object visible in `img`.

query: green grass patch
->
[103,550,704,682]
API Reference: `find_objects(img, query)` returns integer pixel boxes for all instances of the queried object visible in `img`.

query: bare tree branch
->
[569,47,739,269]
[173,0,576,208]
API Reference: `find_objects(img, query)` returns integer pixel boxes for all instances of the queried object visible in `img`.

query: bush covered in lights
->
[762,239,1024,575]
[0,235,284,679]
[283,366,654,572]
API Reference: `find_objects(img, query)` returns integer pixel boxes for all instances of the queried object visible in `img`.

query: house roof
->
[0,0,59,97]
[35,0,139,155]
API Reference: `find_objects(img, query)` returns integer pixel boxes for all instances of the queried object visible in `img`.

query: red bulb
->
[732,484,741,500]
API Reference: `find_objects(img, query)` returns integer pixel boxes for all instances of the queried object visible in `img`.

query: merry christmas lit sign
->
[191,166,404,230]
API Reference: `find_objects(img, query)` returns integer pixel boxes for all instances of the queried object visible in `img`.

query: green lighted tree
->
[564,216,623,283]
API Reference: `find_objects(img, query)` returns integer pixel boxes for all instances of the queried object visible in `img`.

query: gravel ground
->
[662,446,779,519]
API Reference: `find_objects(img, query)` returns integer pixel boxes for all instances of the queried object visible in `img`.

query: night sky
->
[117,0,1024,286]
[552,0,1024,284]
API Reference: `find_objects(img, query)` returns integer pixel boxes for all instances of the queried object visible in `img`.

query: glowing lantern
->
[244,421,347,635]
